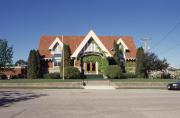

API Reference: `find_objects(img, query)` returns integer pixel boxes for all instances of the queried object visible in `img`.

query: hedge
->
[64,66,80,79]
[105,65,121,79]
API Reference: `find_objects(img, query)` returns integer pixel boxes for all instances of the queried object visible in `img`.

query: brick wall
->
[0,67,27,78]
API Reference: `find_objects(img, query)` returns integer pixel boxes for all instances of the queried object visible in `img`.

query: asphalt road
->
[0,89,180,118]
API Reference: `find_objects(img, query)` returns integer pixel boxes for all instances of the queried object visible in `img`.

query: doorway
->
[84,62,96,74]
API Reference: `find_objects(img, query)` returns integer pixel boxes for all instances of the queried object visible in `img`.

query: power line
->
[151,21,180,50]
[159,42,180,55]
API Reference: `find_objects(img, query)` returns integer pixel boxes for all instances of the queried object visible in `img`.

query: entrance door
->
[85,62,96,73]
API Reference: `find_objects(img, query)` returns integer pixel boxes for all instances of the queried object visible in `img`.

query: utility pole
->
[141,38,150,53]
[62,35,65,80]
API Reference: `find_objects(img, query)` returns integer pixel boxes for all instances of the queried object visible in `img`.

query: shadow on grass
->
[0,90,47,107]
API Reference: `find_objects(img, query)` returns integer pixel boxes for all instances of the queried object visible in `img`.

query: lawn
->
[111,78,180,83]
[0,78,180,83]
[0,78,82,83]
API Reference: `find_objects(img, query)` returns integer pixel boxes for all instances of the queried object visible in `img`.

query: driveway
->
[0,89,180,118]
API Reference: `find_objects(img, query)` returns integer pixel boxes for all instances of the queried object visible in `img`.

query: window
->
[119,43,123,49]
[54,60,61,67]
[53,43,61,53]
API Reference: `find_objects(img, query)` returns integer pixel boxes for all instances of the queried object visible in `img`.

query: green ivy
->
[82,55,109,73]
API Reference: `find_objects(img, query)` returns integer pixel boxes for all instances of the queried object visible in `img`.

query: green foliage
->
[44,73,60,79]
[135,47,145,78]
[63,44,71,66]
[105,65,121,79]
[112,41,125,72]
[143,53,169,72]
[0,39,13,68]
[119,73,128,79]
[170,71,180,79]
[100,57,109,73]
[125,61,135,73]
[64,66,80,79]
[60,44,71,75]
[36,50,42,78]
[15,59,27,66]
[82,55,109,73]
[82,55,101,63]
[113,41,121,65]
[161,72,170,79]
[125,73,136,78]
[136,47,169,78]
[27,50,42,79]
[0,74,7,79]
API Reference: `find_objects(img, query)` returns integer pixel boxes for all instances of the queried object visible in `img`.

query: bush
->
[149,71,163,79]
[170,71,180,79]
[43,73,50,79]
[161,72,170,79]
[105,65,121,79]
[64,66,80,79]
[119,73,128,79]
[43,72,60,79]
[125,73,136,78]
[0,74,7,79]
[149,71,171,79]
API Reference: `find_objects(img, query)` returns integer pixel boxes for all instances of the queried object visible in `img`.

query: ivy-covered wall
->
[82,55,109,73]
[125,60,136,73]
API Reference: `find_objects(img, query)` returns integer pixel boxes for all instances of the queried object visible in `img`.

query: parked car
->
[167,81,180,90]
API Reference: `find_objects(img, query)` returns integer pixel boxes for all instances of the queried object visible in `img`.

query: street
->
[0,89,180,118]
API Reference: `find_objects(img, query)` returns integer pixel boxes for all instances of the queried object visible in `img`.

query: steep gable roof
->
[71,30,112,57]
[38,34,137,59]
[38,35,84,58]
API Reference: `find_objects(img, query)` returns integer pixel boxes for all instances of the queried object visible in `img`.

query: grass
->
[111,78,180,83]
[0,78,180,83]
[0,78,82,83]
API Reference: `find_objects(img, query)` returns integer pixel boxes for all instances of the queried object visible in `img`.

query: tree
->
[113,41,125,72]
[113,41,120,65]
[136,47,169,78]
[27,50,42,79]
[15,59,27,66]
[135,47,145,78]
[60,44,71,76]
[36,50,42,78]
[0,39,13,68]
[143,52,169,78]
[63,44,71,66]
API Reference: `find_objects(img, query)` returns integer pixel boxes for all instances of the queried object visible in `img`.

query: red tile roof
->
[38,35,137,59]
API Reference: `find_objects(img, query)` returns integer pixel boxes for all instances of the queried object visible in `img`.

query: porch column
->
[90,62,92,72]
[96,62,98,74]
[83,62,86,73]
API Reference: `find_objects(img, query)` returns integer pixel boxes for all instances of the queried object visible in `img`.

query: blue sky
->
[0,0,180,68]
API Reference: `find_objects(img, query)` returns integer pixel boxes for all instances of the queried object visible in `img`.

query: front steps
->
[83,85,116,90]
[83,80,116,90]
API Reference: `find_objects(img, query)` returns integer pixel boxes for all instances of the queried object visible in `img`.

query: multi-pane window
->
[53,43,61,53]
[54,60,61,67]
[84,42,99,52]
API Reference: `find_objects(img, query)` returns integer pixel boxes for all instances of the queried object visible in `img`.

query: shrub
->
[0,74,7,79]
[169,71,180,79]
[149,71,171,79]
[43,73,50,79]
[105,65,121,79]
[149,71,162,79]
[43,72,60,79]
[119,73,128,79]
[64,66,80,79]
[125,73,136,78]
[161,72,170,79]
